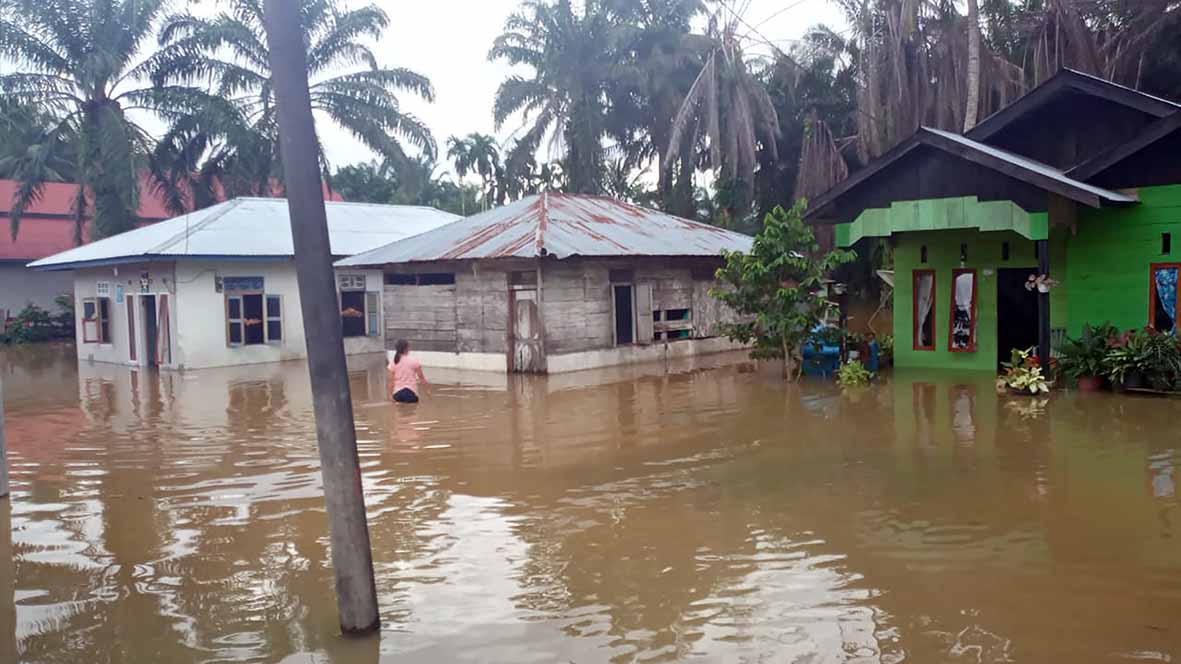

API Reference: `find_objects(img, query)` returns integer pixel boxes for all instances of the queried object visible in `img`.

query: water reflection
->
[0,347,1179,662]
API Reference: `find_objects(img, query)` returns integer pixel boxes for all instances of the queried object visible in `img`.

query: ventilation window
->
[960,243,968,263]
[920,246,928,264]
[1163,233,1172,255]
[1002,242,1011,261]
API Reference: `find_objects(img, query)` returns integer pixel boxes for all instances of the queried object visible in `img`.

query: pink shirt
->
[389,356,424,395]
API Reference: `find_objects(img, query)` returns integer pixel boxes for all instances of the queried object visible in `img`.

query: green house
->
[806,69,1181,371]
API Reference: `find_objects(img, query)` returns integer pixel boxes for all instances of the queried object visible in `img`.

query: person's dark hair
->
[394,339,410,364]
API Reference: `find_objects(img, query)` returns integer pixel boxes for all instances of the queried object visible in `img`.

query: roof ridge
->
[146,199,246,255]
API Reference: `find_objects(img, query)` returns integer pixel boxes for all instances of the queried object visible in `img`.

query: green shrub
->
[836,360,873,387]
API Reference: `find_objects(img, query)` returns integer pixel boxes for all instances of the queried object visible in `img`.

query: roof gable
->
[1067,112,1181,187]
[805,127,1134,224]
[337,193,752,267]
[967,69,1180,144]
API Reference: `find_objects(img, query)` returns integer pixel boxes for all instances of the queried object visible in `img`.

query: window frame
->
[266,294,283,344]
[81,296,111,344]
[365,291,380,337]
[947,268,978,353]
[912,269,937,352]
[1149,262,1181,333]
[226,291,273,347]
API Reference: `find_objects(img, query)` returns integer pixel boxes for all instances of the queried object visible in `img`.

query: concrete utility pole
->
[261,0,379,635]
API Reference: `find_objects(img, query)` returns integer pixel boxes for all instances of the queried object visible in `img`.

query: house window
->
[339,275,378,338]
[227,294,267,345]
[1150,264,1180,334]
[225,276,279,347]
[1163,233,1172,255]
[949,269,977,352]
[913,270,936,350]
[920,246,928,264]
[81,297,111,344]
[1002,242,1010,261]
[338,274,366,290]
[653,308,692,341]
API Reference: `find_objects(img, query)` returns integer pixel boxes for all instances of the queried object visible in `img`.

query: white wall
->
[0,264,73,316]
[72,260,384,370]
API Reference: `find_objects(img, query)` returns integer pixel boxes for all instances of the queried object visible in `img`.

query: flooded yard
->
[1,345,1179,663]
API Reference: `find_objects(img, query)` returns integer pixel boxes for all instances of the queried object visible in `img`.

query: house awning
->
[834,196,1049,247]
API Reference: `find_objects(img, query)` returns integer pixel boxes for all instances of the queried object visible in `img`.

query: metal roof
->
[29,198,460,271]
[337,193,752,267]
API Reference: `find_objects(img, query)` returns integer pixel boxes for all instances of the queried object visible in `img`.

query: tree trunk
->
[964,0,983,131]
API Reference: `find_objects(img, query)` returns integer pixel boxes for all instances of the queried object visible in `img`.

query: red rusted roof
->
[337,193,753,267]
[0,178,344,261]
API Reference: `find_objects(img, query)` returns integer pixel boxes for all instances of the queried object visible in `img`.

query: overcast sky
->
[316,0,846,177]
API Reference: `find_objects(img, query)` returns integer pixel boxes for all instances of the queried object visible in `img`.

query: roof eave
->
[28,254,293,272]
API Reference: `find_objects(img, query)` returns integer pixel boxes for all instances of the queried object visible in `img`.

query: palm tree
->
[490,0,618,195]
[148,0,436,202]
[446,133,501,209]
[607,0,708,217]
[0,0,217,240]
[665,9,780,222]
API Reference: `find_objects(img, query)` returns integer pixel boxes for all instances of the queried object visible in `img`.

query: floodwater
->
[1,346,1180,664]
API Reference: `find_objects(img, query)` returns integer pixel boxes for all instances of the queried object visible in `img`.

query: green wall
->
[892,219,1062,368]
[1065,184,1181,335]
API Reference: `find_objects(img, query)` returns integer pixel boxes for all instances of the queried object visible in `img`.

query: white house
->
[28,197,459,370]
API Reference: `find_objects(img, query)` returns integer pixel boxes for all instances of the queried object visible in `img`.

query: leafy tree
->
[490,0,617,194]
[149,0,436,204]
[0,0,219,240]
[712,202,856,380]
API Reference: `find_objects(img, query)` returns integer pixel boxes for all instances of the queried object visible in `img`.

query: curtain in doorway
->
[951,272,975,349]
[1154,267,1177,333]
[916,273,935,346]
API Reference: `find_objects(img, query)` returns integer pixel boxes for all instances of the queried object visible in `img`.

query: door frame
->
[610,282,635,346]
[508,286,544,372]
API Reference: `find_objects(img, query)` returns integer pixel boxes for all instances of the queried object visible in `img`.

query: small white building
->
[28,197,459,370]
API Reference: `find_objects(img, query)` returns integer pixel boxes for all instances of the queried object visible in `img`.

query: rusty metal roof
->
[336,193,752,267]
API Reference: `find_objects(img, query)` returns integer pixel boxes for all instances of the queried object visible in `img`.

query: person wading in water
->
[388,339,429,403]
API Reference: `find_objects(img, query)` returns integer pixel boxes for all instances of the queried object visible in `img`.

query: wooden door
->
[510,289,544,373]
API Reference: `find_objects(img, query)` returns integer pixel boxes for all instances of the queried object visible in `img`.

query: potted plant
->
[1057,322,1118,391]
[1103,327,1181,391]
[997,347,1051,395]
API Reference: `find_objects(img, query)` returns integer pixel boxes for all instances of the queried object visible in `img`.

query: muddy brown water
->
[1,345,1179,663]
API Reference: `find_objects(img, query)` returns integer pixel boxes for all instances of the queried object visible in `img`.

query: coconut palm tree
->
[490,0,619,195]
[446,133,501,209]
[0,0,220,240]
[148,0,436,202]
[665,9,780,222]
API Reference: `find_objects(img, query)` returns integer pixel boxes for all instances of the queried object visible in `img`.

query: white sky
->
[318,0,847,176]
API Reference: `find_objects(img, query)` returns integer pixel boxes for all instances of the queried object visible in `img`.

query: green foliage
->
[997,347,1051,394]
[1104,327,1181,390]
[836,360,873,387]
[0,299,72,344]
[711,201,856,379]
[1057,322,1119,379]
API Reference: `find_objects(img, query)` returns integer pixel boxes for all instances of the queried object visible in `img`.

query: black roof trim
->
[966,69,1180,142]
[1067,112,1181,182]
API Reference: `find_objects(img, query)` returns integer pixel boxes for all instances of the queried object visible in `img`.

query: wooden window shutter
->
[634,282,654,344]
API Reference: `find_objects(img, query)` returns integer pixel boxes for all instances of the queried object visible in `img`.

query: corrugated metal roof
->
[337,193,752,267]
[922,128,1138,203]
[29,197,460,270]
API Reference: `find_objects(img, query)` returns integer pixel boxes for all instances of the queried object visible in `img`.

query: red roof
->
[0,178,344,261]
